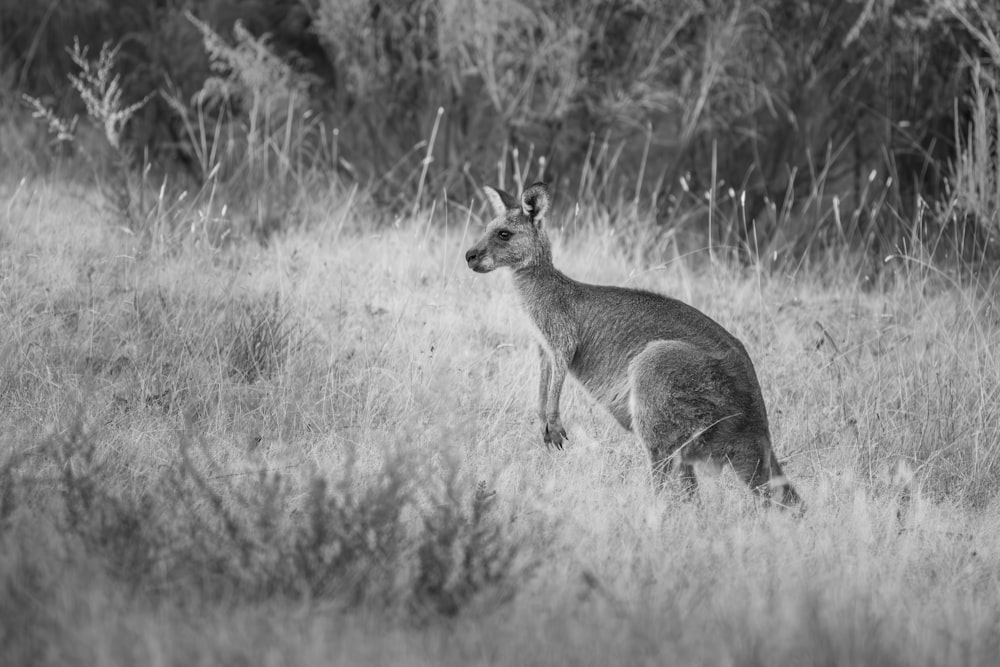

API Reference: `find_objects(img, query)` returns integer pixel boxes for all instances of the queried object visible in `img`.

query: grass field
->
[3,176,1000,666]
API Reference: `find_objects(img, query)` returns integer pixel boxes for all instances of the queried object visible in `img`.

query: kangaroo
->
[464,182,800,508]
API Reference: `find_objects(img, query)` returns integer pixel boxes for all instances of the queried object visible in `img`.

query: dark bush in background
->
[2,0,1000,262]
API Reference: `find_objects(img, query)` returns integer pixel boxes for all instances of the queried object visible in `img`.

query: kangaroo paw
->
[542,421,568,450]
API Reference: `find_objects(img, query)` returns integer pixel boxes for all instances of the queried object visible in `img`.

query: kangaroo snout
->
[465,245,492,272]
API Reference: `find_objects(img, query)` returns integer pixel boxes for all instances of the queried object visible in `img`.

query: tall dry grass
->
[2,170,1000,664]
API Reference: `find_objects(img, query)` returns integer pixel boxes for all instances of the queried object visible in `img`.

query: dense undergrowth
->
[2,0,1000,262]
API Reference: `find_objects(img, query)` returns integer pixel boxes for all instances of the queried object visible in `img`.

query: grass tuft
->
[225,294,300,384]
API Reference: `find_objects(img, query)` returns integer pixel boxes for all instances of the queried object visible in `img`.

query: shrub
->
[20,415,535,617]
[23,39,151,224]
[413,479,526,617]
[939,9,1000,266]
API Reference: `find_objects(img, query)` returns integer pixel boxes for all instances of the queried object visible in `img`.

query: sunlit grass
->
[2,176,1000,666]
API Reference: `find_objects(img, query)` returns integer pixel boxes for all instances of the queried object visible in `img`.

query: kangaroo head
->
[465,182,551,273]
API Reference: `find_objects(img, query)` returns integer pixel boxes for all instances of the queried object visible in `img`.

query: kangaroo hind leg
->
[641,434,699,497]
[628,340,718,498]
[730,446,802,509]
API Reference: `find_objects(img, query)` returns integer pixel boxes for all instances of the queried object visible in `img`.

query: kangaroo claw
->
[543,422,568,450]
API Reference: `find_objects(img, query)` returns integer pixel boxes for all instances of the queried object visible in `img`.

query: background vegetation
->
[2,0,1000,262]
[3,1,1000,665]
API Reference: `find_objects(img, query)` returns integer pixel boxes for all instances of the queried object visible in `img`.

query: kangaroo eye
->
[497,230,512,241]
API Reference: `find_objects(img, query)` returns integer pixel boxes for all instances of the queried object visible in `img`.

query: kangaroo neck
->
[511,260,574,306]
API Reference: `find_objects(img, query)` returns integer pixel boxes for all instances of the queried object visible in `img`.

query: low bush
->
[7,415,535,619]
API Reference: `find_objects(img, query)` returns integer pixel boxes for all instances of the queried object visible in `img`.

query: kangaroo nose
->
[465,248,477,263]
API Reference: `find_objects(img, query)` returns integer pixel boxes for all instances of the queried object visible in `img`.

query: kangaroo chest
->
[520,294,575,355]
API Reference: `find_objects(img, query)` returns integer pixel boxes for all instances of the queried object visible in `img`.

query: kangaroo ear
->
[483,186,517,218]
[521,182,550,224]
